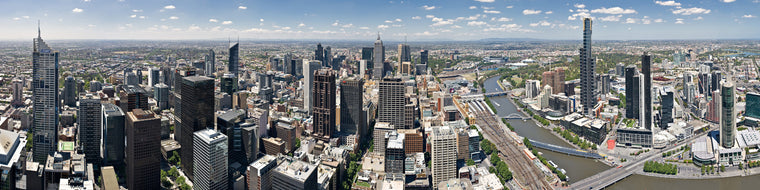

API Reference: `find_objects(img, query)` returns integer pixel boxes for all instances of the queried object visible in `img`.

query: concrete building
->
[247,155,278,190]
[271,158,318,190]
[193,129,229,190]
[625,65,639,119]
[101,103,125,166]
[525,80,540,99]
[431,126,457,189]
[373,122,395,155]
[398,129,424,154]
[179,76,215,181]
[385,132,405,174]
[125,109,161,190]
[78,93,102,164]
[378,77,408,129]
[313,69,337,141]
[660,87,674,129]
[221,73,238,95]
[148,67,161,87]
[372,34,386,79]
[457,129,469,160]
[642,53,653,130]
[205,49,215,77]
[340,77,365,138]
[579,18,597,116]
[303,60,322,113]
[119,85,149,112]
[32,28,60,162]
[154,83,169,110]
[720,81,736,148]
[63,76,77,107]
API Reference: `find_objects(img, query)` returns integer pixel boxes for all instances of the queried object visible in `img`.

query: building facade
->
[193,129,229,190]
[125,109,161,189]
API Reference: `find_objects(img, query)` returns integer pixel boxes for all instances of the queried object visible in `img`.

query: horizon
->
[2,0,758,41]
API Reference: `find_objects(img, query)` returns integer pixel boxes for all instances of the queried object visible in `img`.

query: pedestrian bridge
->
[529,139,603,159]
[483,91,508,97]
[503,113,529,120]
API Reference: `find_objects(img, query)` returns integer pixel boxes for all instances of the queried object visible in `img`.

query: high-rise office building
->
[373,34,385,80]
[525,80,540,99]
[247,155,277,190]
[315,43,324,67]
[385,132,405,174]
[660,87,674,129]
[229,42,239,76]
[101,103,125,166]
[78,93,102,164]
[148,67,160,87]
[420,50,429,66]
[154,83,169,110]
[625,65,639,119]
[205,49,215,77]
[270,158,318,190]
[361,47,374,75]
[125,72,139,86]
[221,73,238,95]
[359,60,367,79]
[324,46,332,68]
[642,53,653,130]
[125,109,161,190]
[579,18,597,116]
[193,129,229,190]
[378,78,408,129]
[431,126,456,189]
[303,60,322,113]
[340,77,365,138]
[683,72,694,105]
[32,25,59,162]
[712,71,722,92]
[119,85,149,112]
[720,81,736,148]
[746,92,760,120]
[11,78,24,107]
[179,76,215,181]
[398,44,411,63]
[63,76,77,107]
[312,69,336,141]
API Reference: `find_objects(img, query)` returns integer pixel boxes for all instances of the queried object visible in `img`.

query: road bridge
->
[529,139,603,159]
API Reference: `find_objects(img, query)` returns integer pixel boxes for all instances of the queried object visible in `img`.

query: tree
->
[466,159,475,166]
[167,167,179,179]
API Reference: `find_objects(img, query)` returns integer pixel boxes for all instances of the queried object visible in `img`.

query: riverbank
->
[634,162,760,180]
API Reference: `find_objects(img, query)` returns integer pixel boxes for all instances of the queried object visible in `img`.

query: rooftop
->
[274,159,316,182]
[194,129,227,144]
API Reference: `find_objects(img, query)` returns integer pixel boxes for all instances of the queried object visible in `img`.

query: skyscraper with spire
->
[372,33,385,80]
[205,49,215,77]
[228,42,239,76]
[579,18,596,116]
[32,22,60,162]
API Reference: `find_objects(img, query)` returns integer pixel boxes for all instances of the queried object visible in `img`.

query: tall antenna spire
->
[377,32,380,40]
[37,20,41,38]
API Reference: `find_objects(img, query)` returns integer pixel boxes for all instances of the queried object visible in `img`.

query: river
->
[483,76,609,183]
[483,76,760,188]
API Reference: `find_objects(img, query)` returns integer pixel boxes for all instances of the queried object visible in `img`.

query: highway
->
[569,125,716,190]
[474,106,553,190]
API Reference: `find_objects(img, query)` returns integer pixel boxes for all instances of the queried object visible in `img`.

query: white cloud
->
[163,5,175,10]
[568,12,591,20]
[359,26,369,30]
[591,7,637,14]
[342,24,353,28]
[298,23,305,27]
[598,15,622,22]
[494,17,512,22]
[672,7,711,15]
[385,20,393,23]
[188,25,200,31]
[88,24,95,27]
[395,18,402,22]
[72,8,83,13]
[169,16,179,20]
[484,10,501,14]
[655,1,681,6]
[281,27,291,30]
[209,19,218,22]
[412,16,421,19]
[574,4,586,9]
[483,24,533,33]
[431,19,454,26]
[414,31,438,36]
[481,6,494,9]
[422,5,436,10]
[139,16,145,19]
[377,25,389,29]
[451,25,462,28]
[469,6,477,9]
[222,21,233,25]
[23,16,29,19]
[625,18,637,23]
[132,9,143,12]
[545,11,553,14]
[426,15,435,18]
[260,18,264,22]
[522,9,542,15]
[506,5,513,8]
[642,18,652,24]
[654,19,665,23]
[467,21,487,26]
[529,20,551,27]
[473,0,495,2]
[743,14,756,18]
[332,21,339,26]
[722,0,736,2]
[12,17,20,21]
[675,18,684,24]
[130,15,137,18]
[83,0,91,2]
[238,6,247,10]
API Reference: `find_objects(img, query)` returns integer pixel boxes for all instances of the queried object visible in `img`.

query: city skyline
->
[1,0,759,40]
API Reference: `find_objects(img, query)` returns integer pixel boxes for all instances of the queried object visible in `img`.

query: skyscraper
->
[720,81,736,148]
[712,70,722,92]
[361,47,374,76]
[154,83,169,110]
[642,53,653,130]
[205,49,215,77]
[378,77,407,129]
[11,78,24,107]
[229,42,239,76]
[101,103,125,166]
[579,18,596,116]
[193,129,229,190]
[32,24,59,162]
[179,76,215,181]
[303,60,322,113]
[340,77,365,138]
[63,76,77,107]
[660,87,674,129]
[625,65,639,119]
[373,34,385,80]
[315,43,324,67]
[420,50,429,65]
[221,73,238,95]
[78,93,102,164]
[431,126,456,189]
[398,43,411,63]
[312,69,337,141]
[125,109,161,190]
[148,67,160,87]
[324,46,332,68]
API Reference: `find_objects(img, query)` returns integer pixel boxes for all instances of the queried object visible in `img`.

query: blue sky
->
[1,0,758,40]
